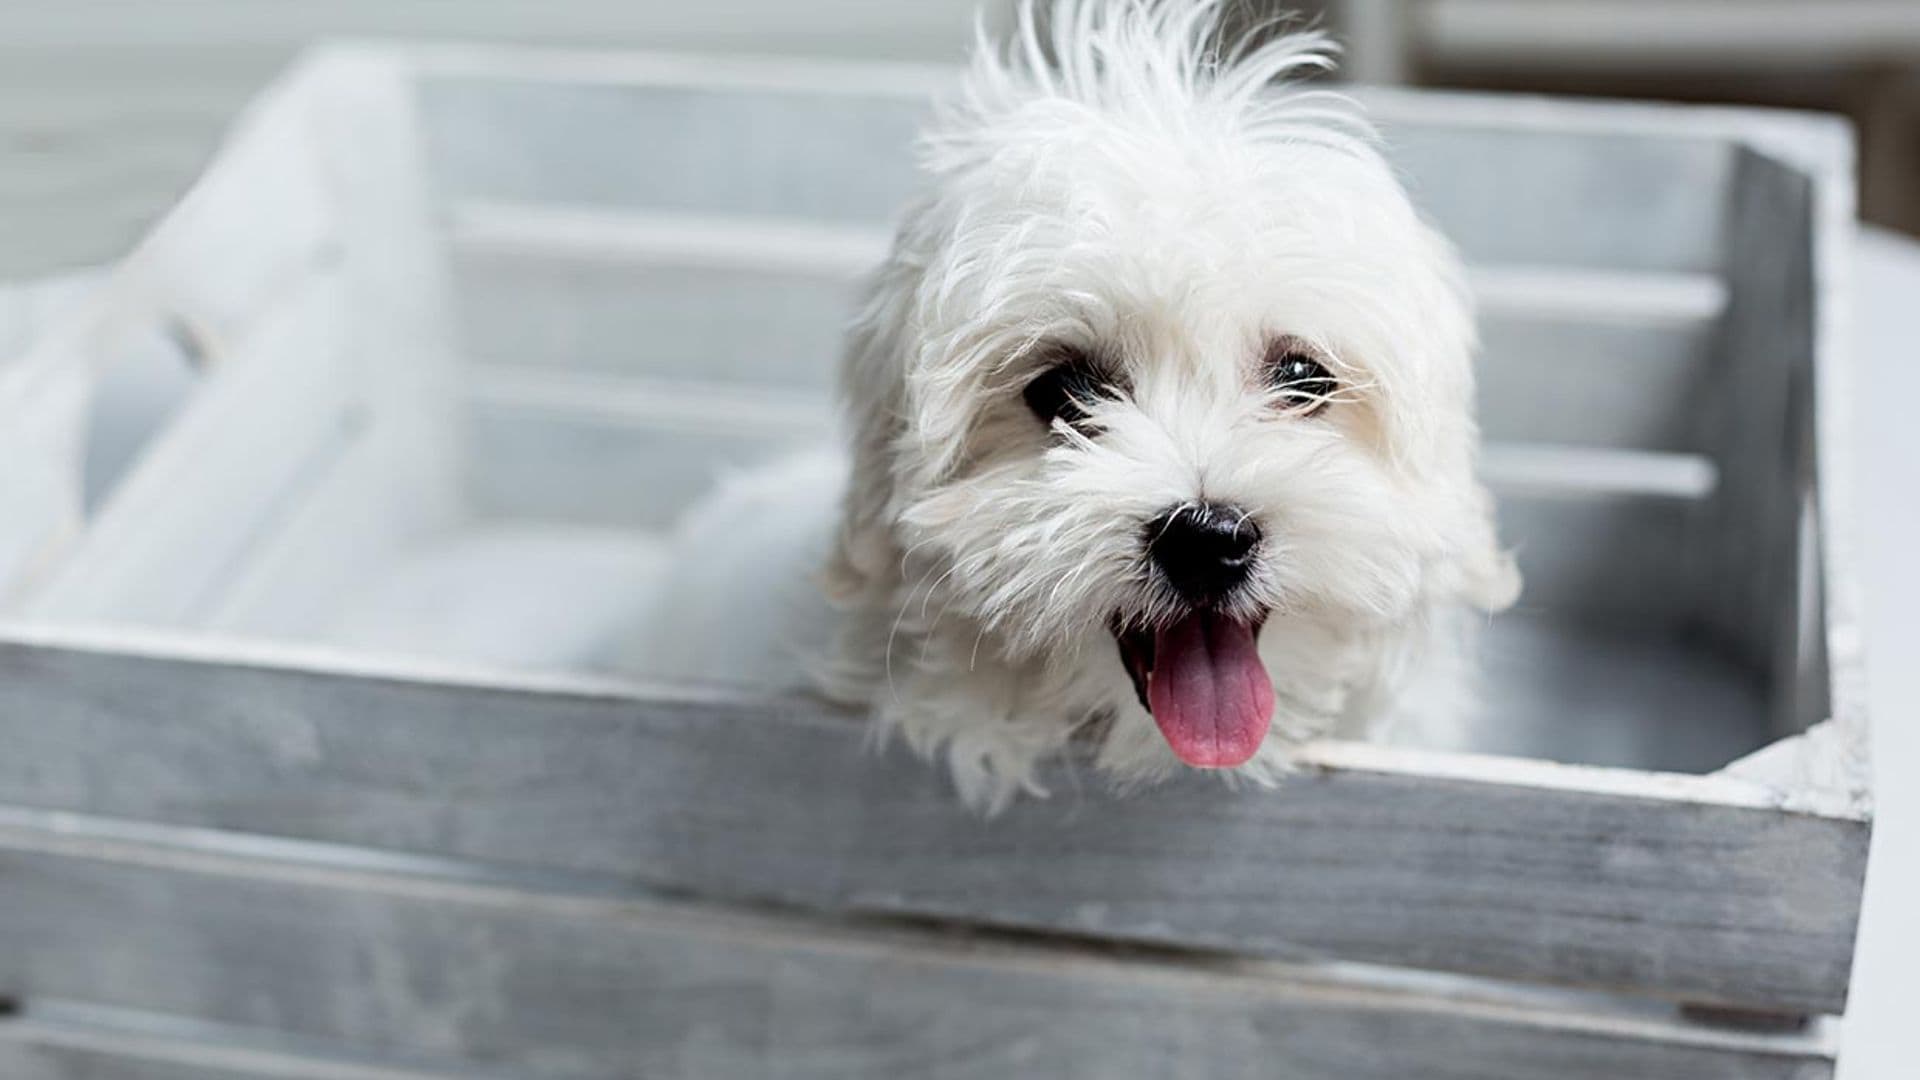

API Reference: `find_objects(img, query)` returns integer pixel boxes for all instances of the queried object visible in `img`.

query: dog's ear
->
[824,255,918,605]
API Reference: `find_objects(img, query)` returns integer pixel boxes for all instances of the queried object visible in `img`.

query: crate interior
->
[28,66,1829,775]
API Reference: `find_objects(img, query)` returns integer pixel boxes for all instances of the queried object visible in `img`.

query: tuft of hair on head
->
[941,0,1375,162]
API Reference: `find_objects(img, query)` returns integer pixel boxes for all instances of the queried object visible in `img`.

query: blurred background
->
[6,0,1920,277]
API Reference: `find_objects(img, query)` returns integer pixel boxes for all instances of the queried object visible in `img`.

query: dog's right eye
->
[1023,357,1111,430]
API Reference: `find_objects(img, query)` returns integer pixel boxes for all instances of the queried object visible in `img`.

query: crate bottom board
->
[0,1001,490,1080]
[0,814,1841,1080]
[237,517,1772,775]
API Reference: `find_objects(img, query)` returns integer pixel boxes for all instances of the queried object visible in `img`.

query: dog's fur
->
[627,0,1517,813]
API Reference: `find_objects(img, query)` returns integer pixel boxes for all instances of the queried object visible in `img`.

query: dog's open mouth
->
[1114,611,1275,769]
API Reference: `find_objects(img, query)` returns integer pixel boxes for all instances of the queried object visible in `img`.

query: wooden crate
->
[0,44,1868,1078]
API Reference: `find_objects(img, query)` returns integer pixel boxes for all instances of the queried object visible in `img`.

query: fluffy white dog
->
[627,0,1518,812]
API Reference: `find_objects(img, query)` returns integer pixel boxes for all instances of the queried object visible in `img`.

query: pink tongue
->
[1146,613,1275,768]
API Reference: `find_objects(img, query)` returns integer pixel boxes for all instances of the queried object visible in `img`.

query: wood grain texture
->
[0,811,1841,1080]
[0,635,1866,1015]
[0,1003,489,1080]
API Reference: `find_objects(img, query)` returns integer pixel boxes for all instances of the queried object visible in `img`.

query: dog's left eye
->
[1023,356,1112,431]
[1267,350,1337,415]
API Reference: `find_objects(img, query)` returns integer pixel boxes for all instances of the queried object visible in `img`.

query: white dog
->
[626,0,1518,813]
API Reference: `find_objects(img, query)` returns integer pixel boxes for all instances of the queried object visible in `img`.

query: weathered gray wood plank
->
[1710,147,1828,728]
[0,1001,519,1079]
[0,814,1840,1080]
[0,635,1865,1014]
[0,1044,285,1080]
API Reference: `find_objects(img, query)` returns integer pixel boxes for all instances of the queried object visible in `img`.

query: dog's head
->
[829,0,1517,774]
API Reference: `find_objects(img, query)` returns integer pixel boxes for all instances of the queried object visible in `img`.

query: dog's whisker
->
[923,570,978,651]
[918,561,966,621]
[885,563,949,703]
[895,534,942,582]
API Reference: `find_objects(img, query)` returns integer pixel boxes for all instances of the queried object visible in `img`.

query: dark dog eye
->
[1024,354,1112,430]
[1267,349,1337,415]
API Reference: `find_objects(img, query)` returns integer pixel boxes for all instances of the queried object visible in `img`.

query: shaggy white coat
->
[628,0,1518,813]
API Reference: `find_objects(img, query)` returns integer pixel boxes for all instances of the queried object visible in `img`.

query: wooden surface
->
[0,1002,489,1080]
[0,632,1866,1015]
[0,806,1841,1080]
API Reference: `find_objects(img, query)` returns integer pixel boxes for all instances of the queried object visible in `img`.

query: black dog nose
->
[1146,503,1261,601]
